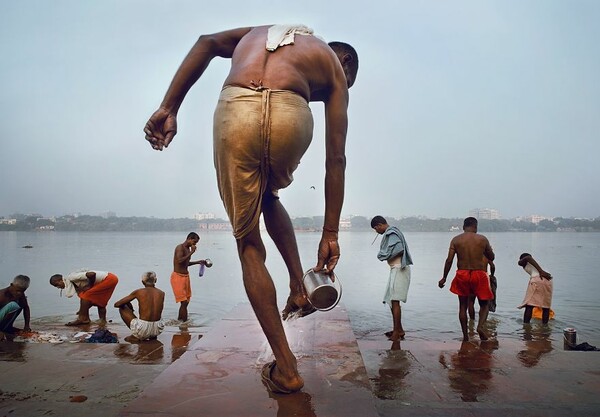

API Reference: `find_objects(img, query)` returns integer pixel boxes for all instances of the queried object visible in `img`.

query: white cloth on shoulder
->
[130,318,165,341]
[266,24,314,51]
[63,269,108,298]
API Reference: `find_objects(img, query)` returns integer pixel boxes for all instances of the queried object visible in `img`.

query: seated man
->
[114,271,165,341]
[0,275,31,341]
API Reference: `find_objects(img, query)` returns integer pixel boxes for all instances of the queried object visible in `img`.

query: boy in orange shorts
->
[171,232,208,322]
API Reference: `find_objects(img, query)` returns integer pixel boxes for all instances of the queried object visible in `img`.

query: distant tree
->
[537,219,557,231]
[350,216,370,229]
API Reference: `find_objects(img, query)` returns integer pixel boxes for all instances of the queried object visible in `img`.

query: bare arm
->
[175,244,195,265]
[438,242,456,288]
[76,271,97,292]
[114,291,137,308]
[521,255,552,280]
[21,296,31,331]
[483,238,495,262]
[144,27,252,150]
[489,259,496,276]
[314,71,349,275]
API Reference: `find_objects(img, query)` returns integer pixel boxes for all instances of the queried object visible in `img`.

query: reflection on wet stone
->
[518,324,553,368]
[371,347,414,400]
[438,341,495,402]
[270,391,316,417]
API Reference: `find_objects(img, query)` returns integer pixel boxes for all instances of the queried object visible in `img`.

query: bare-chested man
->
[114,271,165,341]
[144,24,358,393]
[0,275,31,341]
[438,217,495,341]
[171,232,206,322]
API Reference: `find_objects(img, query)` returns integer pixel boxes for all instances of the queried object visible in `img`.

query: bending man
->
[144,24,358,393]
[50,269,119,326]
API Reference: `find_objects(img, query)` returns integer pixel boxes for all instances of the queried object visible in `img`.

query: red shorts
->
[449,270,494,300]
[79,272,118,308]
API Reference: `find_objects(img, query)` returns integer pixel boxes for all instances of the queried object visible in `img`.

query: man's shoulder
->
[384,226,402,235]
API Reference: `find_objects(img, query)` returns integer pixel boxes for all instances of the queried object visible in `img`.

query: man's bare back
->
[133,286,164,322]
[450,232,495,271]
[222,26,351,102]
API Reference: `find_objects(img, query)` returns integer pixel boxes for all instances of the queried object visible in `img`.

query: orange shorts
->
[449,270,494,300]
[79,272,118,308]
[170,271,191,303]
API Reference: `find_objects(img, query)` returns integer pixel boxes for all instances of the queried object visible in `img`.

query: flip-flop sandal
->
[261,361,296,394]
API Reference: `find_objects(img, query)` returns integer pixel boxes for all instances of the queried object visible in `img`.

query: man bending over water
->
[144,24,358,393]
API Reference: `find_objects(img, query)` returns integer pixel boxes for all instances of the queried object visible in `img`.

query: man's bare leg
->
[178,301,189,322]
[66,299,92,326]
[237,226,303,393]
[458,296,469,341]
[541,308,550,324]
[477,299,489,341]
[388,300,405,341]
[118,302,136,328]
[523,305,533,323]
[98,306,107,326]
[468,295,476,320]
[262,194,314,319]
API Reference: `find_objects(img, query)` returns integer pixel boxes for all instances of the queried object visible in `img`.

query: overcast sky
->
[1,1,598,220]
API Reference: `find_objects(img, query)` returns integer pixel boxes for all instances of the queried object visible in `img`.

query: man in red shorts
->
[438,217,495,341]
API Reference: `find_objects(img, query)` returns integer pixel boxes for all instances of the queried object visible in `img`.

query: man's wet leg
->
[389,300,405,341]
[477,299,489,340]
[178,301,189,322]
[262,194,312,319]
[237,227,303,392]
[458,296,469,341]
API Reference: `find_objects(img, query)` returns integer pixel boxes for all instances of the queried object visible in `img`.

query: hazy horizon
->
[2,1,599,221]
[2,209,596,222]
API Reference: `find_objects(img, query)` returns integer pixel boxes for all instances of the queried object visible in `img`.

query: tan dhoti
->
[213,85,313,239]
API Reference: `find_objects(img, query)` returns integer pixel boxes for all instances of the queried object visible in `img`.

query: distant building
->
[100,211,117,219]
[194,212,216,221]
[469,208,500,220]
[198,222,231,231]
[339,218,351,230]
[0,218,17,225]
[519,215,553,224]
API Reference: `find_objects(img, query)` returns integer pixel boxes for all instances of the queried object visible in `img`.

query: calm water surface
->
[2,231,599,345]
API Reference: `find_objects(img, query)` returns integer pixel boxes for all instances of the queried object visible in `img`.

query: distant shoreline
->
[1,214,599,233]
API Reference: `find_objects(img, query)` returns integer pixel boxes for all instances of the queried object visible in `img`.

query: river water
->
[2,231,599,345]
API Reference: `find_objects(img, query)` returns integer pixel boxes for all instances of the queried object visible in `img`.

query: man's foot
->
[386,331,405,341]
[124,335,142,344]
[65,319,91,326]
[261,361,303,394]
[3,326,21,335]
[282,295,316,321]
[477,326,489,341]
